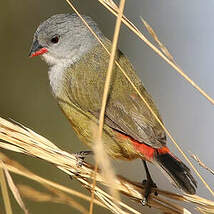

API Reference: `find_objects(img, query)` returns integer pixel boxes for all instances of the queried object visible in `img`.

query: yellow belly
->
[58,98,140,160]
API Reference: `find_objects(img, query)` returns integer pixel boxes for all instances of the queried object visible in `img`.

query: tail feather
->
[156,152,197,194]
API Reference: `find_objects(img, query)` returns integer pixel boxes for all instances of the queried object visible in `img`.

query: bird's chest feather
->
[47,56,74,98]
[67,55,108,112]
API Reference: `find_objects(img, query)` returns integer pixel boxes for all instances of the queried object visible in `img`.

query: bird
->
[29,13,197,204]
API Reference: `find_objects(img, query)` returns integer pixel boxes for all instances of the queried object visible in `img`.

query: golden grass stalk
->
[0,152,104,209]
[91,0,126,213]
[0,166,12,214]
[191,153,214,176]
[97,0,214,106]
[64,0,214,197]
[18,185,89,214]
[140,17,176,64]
[0,117,214,213]
[1,160,28,214]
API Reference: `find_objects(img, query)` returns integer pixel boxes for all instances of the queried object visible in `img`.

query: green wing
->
[67,40,166,148]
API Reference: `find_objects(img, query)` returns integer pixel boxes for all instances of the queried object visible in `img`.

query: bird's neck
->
[46,39,101,97]
[46,49,86,97]
[48,62,68,97]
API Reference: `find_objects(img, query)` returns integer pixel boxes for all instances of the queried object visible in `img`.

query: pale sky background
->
[1,0,214,213]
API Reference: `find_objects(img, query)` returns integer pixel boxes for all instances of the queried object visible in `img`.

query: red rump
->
[157,146,170,154]
[30,48,48,57]
[117,132,169,160]
[132,140,155,160]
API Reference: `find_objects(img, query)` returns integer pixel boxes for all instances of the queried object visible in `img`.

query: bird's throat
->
[48,63,68,97]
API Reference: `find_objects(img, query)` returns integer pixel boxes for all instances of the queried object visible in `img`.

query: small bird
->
[29,13,197,203]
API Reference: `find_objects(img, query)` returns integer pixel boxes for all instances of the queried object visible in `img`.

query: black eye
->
[50,36,59,44]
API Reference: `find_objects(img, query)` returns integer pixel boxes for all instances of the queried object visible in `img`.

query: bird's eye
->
[50,36,59,44]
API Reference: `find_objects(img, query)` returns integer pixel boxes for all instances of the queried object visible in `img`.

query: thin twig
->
[191,153,214,176]
[91,0,126,213]
[0,166,12,214]
[18,185,89,214]
[141,17,176,64]
[1,161,28,214]
[89,163,98,214]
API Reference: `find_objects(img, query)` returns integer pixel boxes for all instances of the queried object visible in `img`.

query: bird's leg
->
[73,150,93,167]
[69,150,93,180]
[141,160,157,206]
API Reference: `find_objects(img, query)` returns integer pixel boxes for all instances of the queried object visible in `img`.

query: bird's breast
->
[48,62,71,97]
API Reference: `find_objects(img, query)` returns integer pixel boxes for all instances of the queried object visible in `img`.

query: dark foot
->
[69,151,93,180]
[141,178,157,206]
[74,150,93,167]
[141,160,158,206]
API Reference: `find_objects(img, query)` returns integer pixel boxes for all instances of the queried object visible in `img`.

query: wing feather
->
[68,39,166,148]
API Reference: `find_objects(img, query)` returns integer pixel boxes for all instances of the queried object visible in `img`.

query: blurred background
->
[1,0,214,213]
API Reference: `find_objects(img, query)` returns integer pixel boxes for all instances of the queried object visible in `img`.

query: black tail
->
[156,152,197,194]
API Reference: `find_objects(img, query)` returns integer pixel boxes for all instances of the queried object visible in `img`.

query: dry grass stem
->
[0,152,104,208]
[197,207,214,214]
[64,0,214,197]
[0,165,12,214]
[97,0,214,106]
[103,0,118,10]
[91,0,125,212]
[191,153,214,176]
[140,17,176,64]
[89,162,98,213]
[0,117,214,213]
[1,161,28,214]
[18,185,89,214]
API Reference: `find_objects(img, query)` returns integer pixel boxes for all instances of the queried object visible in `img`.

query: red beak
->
[29,39,48,57]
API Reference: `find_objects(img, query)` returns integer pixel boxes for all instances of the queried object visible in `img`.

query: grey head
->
[29,13,104,66]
